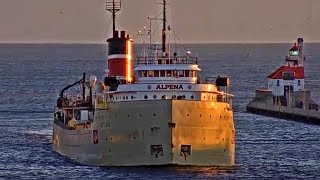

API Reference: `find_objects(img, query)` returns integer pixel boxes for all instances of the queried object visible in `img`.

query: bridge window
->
[166,70,172,77]
[188,70,196,77]
[192,71,197,77]
[177,70,184,77]
[140,70,147,77]
[148,70,154,77]
[160,70,166,77]
[154,70,159,77]
[185,70,189,77]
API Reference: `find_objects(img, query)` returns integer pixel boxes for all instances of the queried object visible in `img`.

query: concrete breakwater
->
[247,100,320,125]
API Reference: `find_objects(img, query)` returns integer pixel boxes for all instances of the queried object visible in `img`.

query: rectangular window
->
[154,70,159,77]
[139,71,146,77]
[283,72,294,80]
[142,71,147,77]
[166,70,172,77]
[191,71,196,77]
[148,70,154,77]
[177,70,184,77]
[160,70,166,77]
[185,70,189,77]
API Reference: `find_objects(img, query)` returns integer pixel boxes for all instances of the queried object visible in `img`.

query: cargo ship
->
[52,0,235,166]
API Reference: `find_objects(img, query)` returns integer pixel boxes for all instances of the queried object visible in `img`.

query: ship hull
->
[52,100,235,166]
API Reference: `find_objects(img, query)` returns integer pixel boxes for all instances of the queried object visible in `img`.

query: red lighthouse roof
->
[267,66,305,79]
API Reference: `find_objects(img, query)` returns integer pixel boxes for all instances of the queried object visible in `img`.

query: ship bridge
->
[134,54,201,84]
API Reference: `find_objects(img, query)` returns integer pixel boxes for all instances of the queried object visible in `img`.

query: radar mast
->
[106,0,121,36]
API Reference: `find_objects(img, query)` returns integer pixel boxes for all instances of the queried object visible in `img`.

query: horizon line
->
[1,41,320,45]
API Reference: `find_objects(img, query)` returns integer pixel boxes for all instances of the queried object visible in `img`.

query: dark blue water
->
[1,43,320,179]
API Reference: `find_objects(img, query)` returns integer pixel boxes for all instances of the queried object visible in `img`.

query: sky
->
[0,0,319,43]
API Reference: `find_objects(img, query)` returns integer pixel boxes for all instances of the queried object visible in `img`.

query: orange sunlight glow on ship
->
[127,39,132,82]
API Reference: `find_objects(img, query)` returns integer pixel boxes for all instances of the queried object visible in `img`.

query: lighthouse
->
[247,37,320,123]
[267,38,305,106]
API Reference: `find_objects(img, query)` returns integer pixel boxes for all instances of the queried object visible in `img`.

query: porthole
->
[153,95,157,99]
[162,95,167,99]
[144,95,148,99]
[187,114,189,117]
[153,113,156,117]
[191,95,194,99]
[131,96,134,99]
[200,114,202,117]
[172,95,176,99]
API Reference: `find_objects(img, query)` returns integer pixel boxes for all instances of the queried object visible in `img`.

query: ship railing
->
[54,106,94,130]
[217,91,234,105]
[136,56,198,65]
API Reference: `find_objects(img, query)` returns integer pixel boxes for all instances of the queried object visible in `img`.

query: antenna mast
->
[162,0,167,53]
[106,0,121,35]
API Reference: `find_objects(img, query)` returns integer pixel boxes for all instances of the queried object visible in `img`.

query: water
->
[0,43,320,179]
